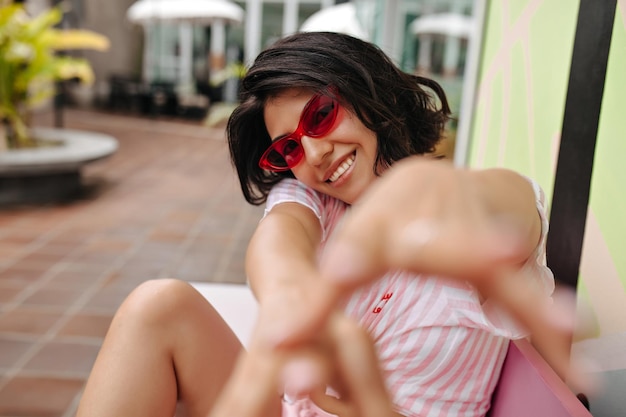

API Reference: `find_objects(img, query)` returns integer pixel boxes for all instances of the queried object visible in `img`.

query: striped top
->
[267,178,554,417]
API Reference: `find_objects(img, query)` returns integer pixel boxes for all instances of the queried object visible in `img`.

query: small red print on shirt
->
[372,292,393,313]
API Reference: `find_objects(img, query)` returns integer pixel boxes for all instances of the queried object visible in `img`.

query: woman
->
[77,32,569,417]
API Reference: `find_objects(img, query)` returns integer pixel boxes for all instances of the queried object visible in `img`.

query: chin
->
[334,189,361,205]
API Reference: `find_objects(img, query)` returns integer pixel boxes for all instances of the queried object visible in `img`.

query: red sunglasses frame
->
[258,93,339,172]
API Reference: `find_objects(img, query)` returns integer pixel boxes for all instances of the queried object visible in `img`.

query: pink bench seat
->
[488,338,592,417]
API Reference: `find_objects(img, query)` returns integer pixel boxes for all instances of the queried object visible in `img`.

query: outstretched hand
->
[209,314,398,417]
[261,157,581,389]
[264,157,533,340]
[211,157,587,417]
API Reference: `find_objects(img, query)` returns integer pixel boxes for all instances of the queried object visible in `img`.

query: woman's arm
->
[312,157,544,289]
[213,201,403,417]
[208,201,326,417]
[468,167,542,264]
[246,201,322,304]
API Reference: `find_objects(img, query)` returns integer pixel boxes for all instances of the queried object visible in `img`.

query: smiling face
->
[263,89,379,204]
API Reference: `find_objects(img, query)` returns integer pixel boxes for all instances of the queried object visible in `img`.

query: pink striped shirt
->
[267,178,554,417]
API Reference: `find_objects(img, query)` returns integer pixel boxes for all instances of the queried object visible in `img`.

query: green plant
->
[209,61,247,87]
[0,1,109,148]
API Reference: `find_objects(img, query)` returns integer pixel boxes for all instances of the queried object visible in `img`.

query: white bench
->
[191,282,257,348]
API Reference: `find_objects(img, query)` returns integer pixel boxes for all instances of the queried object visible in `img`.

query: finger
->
[390,218,526,280]
[264,282,344,348]
[327,316,396,417]
[309,388,356,417]
[281,353,331,399]
[209,350,282,417]
[531,287,601,395]
[319,236,388,290]
[320,212,525,295]
[479,269,596,393]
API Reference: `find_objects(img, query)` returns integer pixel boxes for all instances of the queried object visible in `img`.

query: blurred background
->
[14,0,475,155]
[1,0,625,416]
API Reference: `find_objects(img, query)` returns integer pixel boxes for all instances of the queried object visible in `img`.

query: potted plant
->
[0,1,118,205]
[0,1,109,148]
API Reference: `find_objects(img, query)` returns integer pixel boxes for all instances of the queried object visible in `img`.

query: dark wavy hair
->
[227,31,451,205]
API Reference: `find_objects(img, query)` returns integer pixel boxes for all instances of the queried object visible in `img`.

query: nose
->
[300,135,333,167]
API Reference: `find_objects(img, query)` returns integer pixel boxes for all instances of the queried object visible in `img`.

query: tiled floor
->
[0,108,264,417]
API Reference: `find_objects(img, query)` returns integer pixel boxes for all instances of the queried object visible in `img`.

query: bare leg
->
[76,279,244,417]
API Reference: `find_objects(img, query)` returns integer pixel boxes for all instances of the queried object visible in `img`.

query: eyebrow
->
[268,92,322,142]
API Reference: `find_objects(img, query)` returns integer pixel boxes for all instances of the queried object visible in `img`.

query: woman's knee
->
[116,279,204,327]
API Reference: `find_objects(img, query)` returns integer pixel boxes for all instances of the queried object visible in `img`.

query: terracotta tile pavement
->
[0,108,265,417]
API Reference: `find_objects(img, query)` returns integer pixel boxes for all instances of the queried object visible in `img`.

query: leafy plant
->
[209,61,247,87]
[0,2,109,148]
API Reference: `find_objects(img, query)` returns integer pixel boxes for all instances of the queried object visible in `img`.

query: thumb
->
[267,283,342,348]
[320,240,387,289]
[328,316,396,417]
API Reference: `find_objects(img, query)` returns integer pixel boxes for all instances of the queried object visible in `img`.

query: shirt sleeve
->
[521,178,556,296]
[264,178,347,243]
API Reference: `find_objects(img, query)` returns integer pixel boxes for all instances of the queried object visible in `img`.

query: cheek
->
[360,132,379,162]
[289,165,315,184]
[343,115,378,149]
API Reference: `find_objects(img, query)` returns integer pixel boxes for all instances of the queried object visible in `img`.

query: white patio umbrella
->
[127,0,244,89]
[127,0,244,25]
[300,3,368,40]
[410,13,473,38]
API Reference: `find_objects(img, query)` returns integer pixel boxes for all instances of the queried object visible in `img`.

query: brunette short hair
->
[227,31,451,205]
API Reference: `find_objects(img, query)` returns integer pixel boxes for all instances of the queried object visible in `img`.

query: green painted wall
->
[467,0,626,336]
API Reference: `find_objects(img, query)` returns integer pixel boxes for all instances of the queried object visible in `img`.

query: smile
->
[327,153,355,183]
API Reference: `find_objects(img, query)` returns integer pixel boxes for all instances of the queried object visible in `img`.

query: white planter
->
[0,127,118,205]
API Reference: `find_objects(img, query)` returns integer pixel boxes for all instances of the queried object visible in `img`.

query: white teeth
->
[328,154,355,183]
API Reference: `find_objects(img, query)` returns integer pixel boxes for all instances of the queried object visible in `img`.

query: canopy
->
[127,0,244,25]
[410,13,473,38]
[300,3,367,40]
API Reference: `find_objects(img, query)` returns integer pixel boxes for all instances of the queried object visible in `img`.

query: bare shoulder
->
[259,202,323,247]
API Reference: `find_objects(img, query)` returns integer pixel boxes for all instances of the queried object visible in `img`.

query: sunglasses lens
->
[262,138,303,170]
[302,95,337,136]
[281,139,302,164]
